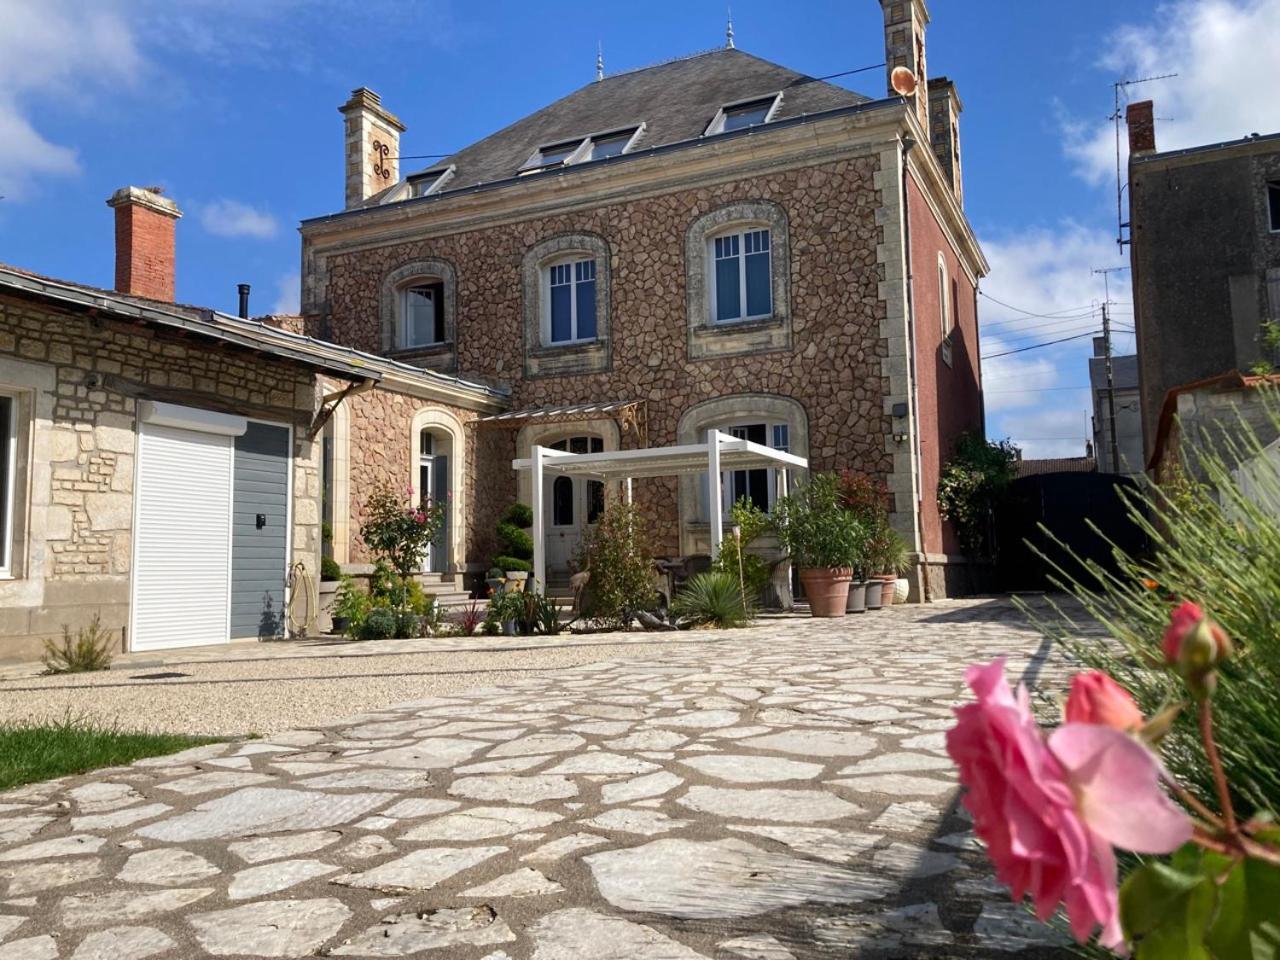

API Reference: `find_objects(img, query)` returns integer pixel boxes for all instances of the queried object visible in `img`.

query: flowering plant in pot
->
[771,473,868,617]
[359,482,446,617]
[947,602,1279,956]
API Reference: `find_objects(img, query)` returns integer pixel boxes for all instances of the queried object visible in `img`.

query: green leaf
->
[1121,856,1207,938]
[1207,858,1280,960]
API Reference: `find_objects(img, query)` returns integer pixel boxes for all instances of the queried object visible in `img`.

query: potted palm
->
[772,473,868,618]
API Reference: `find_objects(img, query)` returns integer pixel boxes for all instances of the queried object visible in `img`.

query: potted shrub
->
[873,528,909,606]
[330,576,370,637]
[359,482,446,622]
[772,473,868,618]
[493,503,534,581]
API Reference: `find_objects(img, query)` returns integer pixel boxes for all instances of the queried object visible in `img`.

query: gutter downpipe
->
[900,134,932,603]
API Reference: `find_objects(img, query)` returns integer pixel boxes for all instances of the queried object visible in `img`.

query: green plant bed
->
[0,714,222,790]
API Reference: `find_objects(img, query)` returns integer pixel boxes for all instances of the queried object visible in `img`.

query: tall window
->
[949,277,959,337]
[550,436,604,524]
[711,228,772,324]
[710,421,789,519]
[937,255,950,338]
[547,258,598,344]
[401,282,445,347]
[0,394,14,577]
[1270,182,1280,232]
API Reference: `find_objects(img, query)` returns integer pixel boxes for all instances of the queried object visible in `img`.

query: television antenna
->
[1112,73,1176,251]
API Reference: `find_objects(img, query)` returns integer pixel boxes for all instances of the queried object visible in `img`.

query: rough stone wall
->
[321,156,893,564]
[1158,383,1280,485]
[0,295,322,661]
[906,173,983,556]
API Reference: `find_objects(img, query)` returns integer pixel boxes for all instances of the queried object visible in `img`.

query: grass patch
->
[0,714,222,791]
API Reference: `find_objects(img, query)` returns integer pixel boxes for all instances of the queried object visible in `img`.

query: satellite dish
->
[890,66,918,97]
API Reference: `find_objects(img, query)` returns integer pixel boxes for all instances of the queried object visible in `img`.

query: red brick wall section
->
[906,172,982,555]
[113,204,177,302]
[321,157,895,562]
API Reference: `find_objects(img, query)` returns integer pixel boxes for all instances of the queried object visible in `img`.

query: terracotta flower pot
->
[799,567,853,618]
[877,574,898,605]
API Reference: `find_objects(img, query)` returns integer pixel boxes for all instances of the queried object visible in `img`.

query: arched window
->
[380,259,457,363]
[685,201,791,359]
[937,254,950,338]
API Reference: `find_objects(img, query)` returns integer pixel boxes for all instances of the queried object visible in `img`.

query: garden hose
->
[287,560,318,636]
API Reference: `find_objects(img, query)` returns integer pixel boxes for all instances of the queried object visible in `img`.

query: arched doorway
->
[545,435,604,575]
[409,408,466,575]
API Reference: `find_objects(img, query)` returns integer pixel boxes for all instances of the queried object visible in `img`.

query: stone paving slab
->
[0,598,1075,958]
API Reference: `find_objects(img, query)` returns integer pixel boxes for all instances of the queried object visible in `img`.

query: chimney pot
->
[1126,100,1156,157]
[237,283,251,319]
[105,186,182,302]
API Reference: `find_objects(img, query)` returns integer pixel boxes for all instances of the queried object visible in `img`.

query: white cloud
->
[1066,0,1280,184]
[197,199,279,239]
[271,272,301,316]
[1000,406,1093,460]
[0,0,142,198]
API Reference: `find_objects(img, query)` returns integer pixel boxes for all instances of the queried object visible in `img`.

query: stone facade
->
[0,294,324,661]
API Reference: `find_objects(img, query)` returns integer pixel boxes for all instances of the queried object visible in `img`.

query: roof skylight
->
[407,165,456,198]
[519,126,643,174]
[705,94,781,136]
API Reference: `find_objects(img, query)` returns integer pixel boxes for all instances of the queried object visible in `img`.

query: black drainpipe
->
[237,283,251,319]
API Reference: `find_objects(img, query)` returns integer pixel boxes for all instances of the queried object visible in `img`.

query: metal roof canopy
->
[513,429,807,590]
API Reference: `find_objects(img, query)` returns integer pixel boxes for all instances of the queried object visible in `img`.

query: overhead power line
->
[981,330,1101,360]
[979,291,1098,320]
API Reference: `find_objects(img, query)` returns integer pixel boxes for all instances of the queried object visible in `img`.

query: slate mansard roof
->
[389,48,872,202]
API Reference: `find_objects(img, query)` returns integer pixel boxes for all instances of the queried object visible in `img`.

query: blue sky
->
[2,0,1279,458]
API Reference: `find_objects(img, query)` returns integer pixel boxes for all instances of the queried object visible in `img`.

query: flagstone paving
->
[0,598,1076,958]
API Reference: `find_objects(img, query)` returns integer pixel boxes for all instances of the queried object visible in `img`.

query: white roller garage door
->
[131,403,245,651]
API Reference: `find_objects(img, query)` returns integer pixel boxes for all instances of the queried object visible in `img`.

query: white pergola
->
[512,429,808,590]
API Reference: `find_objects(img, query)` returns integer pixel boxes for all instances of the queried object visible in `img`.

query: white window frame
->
[708,419,790,520]
[408,164,456,198]
[708,226,773,325]
[398,280,445,349]
[937,254,951,338]
[542,255,598,346]
[520,126,643,174]
[0,391,15,579]
[704,93,782,137]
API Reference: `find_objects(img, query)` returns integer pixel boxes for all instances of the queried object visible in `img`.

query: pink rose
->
[413,511,426,523]
[947,660,1191,950]
[1162,601,1232,671]
[1065,671,1144,732]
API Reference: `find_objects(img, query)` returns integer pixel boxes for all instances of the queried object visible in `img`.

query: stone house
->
[0,188,505,661]
[1126,101,1280,464]
[299,0,989,600]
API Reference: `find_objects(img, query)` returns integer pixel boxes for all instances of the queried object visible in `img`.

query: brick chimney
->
[106,186,182,301]
[1126,100,1156,157]
[882,0,931,140]
[339,87,406,210]
[928,77,963,206]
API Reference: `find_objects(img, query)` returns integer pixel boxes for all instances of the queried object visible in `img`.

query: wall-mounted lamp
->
[891,402,909,419]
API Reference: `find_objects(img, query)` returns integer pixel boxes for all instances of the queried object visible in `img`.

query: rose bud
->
[1065,671,1145,732]
[1162,602,1233,689]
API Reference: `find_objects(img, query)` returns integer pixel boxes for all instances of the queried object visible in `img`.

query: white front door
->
[544,435,604,575]
[132,422,235,651]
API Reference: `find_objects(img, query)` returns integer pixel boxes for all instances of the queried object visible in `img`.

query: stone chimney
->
[1126,100,1156,157]
[106,186,182,302]
[339,87,406,210]
[928,77,963,206]
[882,0,931,140]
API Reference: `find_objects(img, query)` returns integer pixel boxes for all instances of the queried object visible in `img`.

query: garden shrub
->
[671,571,754,628]
[1025,390,1280,820]
[320,555,342,581]
[937,432,1018,558]
[711,498,772,603]
[359,482,446,610]
[331,576,371,637]
[359,606,397,641]
[394,610,421,639]
[42,616,114,674]
[771,472,868,570]
[838,471,907,576]
[577,501,656,629]
[493,502,534,573]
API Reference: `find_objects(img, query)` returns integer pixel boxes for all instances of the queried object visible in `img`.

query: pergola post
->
[624,477,633,504]
[707,429,723,560]
[531,444,546,593]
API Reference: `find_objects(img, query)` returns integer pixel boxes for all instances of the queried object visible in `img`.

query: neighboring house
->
[0,188,506,661]
[1126,101,1280,465]
[299,0,990,600]
[1088,337,1142,475]
[1148,372,1280,495]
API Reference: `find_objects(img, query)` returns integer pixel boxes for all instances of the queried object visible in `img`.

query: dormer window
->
[520,127,642,174]
[407,165,455,198]
[706,95,780,136]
